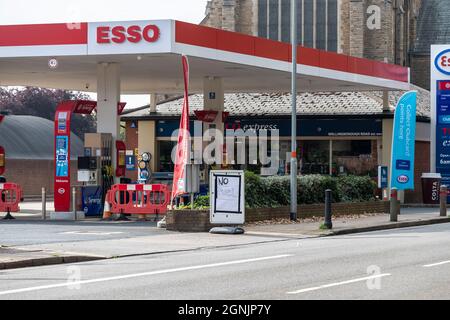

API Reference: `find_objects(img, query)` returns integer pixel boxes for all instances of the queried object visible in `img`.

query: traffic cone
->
[102,197,112,221]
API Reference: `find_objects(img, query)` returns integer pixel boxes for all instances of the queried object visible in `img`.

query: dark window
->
[351,141,372,155]
[327,0,338,52]
[316,0,326,49]
[269,0,279,40]
[281,0,291,43]
[297,0,303,45]
[258,0,268,38]
[303,0,314,47]
[158,141,176,172]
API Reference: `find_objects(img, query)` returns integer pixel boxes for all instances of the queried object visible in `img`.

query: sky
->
[0,0,208,109]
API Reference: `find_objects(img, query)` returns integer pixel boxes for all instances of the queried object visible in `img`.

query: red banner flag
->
[171,56,191,200]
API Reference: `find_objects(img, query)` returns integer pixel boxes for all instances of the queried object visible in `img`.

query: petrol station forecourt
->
[0,19,411,219]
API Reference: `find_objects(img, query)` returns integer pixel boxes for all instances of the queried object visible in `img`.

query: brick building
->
[0,115,83,198]
[122,85,430,203]
[203,0,449,89]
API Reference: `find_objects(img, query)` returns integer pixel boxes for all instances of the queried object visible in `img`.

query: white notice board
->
[210,170,245,225]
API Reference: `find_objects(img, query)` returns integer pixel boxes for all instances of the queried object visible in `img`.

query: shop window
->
[158,141,176,172]
[301,140,330,175]
[332,140,377,176]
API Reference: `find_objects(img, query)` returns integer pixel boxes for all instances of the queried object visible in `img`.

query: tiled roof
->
[413,0,450,54]
[123,85,430,119]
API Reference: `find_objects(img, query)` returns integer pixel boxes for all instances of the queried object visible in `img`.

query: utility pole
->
[290,0,298,221]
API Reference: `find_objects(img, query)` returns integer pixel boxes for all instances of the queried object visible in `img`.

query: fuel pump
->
[77,133,114,216]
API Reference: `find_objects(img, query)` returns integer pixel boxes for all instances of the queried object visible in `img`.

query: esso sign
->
[397,175,409,184]
[97,25,160,44]
[435,49,450,76]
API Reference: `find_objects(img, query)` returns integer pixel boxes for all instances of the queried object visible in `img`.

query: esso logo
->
[75,104,95,113]
[58,188,66,195]
[435,49,450,75]
[97,25,160,44]
[397,175,409,184]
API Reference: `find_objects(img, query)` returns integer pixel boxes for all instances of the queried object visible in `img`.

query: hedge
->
[187,172,377,209]
[245,172,377,208]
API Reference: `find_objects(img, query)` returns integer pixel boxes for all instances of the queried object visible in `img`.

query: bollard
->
[72,187,77,221]
[390,188,400,222]
[41,187,46,220]
[324,189,333,229]
[440,185,447,217]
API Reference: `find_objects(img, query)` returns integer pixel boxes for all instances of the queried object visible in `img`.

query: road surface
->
[1,223,450,300]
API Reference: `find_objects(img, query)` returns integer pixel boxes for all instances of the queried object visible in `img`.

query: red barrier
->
[107,184,170,216]
[0,183,23,213]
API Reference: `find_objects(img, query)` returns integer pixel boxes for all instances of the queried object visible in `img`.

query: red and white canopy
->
[0,20,410,93]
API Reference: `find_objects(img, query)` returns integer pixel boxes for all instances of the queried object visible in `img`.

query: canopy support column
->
[97,62,121,183]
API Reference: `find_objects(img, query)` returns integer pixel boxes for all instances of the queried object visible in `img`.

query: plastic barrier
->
[0,183,23,219]
[107,184,170,216]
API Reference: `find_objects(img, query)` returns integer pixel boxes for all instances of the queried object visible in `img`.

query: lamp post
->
[290,0,298,221]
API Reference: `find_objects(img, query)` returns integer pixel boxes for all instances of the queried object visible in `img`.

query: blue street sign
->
[378,166,388,189]
[390,91,417,190]
[126,155,136,171]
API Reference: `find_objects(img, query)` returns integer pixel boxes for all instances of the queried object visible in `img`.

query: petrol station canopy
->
[0,20,410,93]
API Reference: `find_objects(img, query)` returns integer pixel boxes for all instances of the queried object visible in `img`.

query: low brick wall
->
[166,210,213,232]
[166,201,390,232]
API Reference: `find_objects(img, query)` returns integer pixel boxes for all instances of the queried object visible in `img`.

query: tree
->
[0,87,96,139]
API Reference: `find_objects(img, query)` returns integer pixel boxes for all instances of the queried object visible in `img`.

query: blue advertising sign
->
[81,186,104,217]
[126,155,136,171]
[55,136,69,177]
[390,91,417,190]
[436,81,450,176]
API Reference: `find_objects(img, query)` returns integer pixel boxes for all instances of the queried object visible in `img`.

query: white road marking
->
[245,231,309,238]
[61,231,124,236]
[0,254,293,296]
[287,274,392,295]
[423,260,450,268]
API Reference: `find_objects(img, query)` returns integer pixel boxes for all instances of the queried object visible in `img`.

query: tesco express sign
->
[97,24,160,44]
[435,49,450,76]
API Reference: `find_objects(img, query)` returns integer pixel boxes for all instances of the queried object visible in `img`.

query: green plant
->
[337,175,377,203]
[194,195,210,209]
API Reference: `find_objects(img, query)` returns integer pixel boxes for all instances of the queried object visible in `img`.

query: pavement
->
[1,223,450,299]
[245,207,450,237]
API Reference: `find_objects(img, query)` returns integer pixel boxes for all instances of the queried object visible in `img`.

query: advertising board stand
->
[431,45,450,203]
[209,170,245,235]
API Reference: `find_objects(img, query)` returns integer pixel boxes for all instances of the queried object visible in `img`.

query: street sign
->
[378,166,388,189]
[126,155,135,171]
[210,170,245,225]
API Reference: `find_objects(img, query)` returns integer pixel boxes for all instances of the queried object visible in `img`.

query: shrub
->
[244,171,271,208]
[194,195,210,208]
[180,172,377,210]
[245,172,376,208]
[337,175,377,203]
